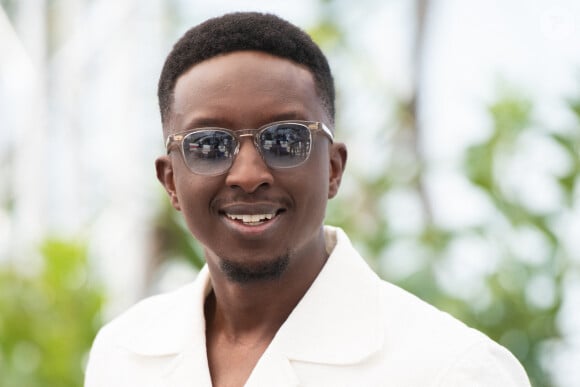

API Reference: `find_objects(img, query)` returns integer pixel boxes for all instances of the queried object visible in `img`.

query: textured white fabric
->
[85,226,531,387]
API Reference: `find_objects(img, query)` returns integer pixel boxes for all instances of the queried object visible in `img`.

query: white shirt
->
[85,226,531,386]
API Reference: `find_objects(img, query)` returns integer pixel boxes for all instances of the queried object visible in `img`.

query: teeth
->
[226,213,275,224]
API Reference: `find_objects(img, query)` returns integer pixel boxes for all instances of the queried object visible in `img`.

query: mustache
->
[211,193,292,210]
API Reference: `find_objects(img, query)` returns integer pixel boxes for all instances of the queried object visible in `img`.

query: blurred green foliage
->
[0,239,104,387]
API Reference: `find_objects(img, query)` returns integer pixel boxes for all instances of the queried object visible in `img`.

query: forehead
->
[169,51,327,131]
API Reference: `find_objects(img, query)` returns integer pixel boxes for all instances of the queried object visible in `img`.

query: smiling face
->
[156,51,346,283]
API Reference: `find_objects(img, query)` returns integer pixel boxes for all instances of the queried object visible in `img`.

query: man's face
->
[156,51,345,282]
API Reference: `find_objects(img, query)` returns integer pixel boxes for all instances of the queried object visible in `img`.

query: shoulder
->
[96,279,200,344]
[435,339,531,386]
[373,277,530,386]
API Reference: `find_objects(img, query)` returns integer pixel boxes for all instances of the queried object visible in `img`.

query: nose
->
[225,138,274,193]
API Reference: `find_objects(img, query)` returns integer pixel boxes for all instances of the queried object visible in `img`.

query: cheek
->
[309,142,331,194]
[173,171,219,235]
[294,146,331,219]
[173,160,217,202]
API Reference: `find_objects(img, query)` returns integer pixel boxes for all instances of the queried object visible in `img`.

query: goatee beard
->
[219,253,290,284]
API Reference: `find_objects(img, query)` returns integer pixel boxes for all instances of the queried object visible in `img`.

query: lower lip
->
[221,213,282,237]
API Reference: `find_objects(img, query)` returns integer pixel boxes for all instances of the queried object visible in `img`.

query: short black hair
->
[157,12,335,130]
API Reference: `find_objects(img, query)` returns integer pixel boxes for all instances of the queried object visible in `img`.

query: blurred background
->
[1,0,579,386]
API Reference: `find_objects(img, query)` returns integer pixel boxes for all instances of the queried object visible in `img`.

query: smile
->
[225,213,276,226]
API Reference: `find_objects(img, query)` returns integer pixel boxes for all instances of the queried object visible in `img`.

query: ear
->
[155,155,181,211]
[328,142,347,199]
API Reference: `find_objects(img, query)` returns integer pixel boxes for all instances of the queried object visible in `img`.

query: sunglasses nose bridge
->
[235,129,264,157]
[233,131,263,161]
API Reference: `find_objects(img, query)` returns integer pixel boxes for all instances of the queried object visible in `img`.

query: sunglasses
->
[165,120,334,176]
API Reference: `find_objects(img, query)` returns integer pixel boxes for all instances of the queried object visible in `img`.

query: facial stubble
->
[219,251,290,284]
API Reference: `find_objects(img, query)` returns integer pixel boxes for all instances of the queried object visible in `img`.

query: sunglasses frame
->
[165,120,334,176]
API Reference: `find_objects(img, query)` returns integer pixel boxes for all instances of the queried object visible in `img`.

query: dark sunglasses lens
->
[259,123,311,168]
[182,130,235,175]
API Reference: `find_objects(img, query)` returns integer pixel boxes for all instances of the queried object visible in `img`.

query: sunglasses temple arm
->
[320,123,334,142]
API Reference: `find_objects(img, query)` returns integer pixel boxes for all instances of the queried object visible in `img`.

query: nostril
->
[227,177,272,194]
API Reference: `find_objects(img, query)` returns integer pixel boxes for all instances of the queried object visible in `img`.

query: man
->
[86,12,531,386]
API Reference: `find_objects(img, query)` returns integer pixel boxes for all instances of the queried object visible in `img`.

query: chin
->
[218,252,290,284]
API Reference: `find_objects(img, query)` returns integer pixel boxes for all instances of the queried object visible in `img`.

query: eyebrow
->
[182,117,226,130]
[267,111,306,122]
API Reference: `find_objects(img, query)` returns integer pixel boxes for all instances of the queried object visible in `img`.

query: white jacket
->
[85,226,531,386]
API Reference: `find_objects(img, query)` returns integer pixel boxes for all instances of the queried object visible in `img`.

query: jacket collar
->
[118,266,214,384]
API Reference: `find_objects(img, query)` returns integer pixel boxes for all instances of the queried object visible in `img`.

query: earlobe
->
[155,156,181,211]
[328,143,347,199]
